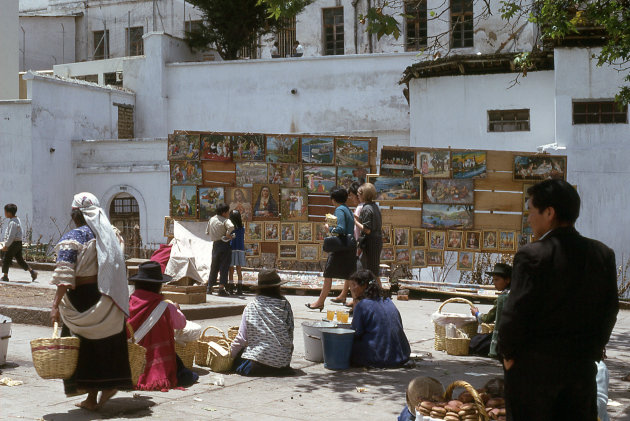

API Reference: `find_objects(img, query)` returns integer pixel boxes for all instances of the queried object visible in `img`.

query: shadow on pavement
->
[43,395,155,421]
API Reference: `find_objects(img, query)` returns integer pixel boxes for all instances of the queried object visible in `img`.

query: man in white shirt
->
[293,40,304,57]
[2,203,37,282]
[205,203,235,296]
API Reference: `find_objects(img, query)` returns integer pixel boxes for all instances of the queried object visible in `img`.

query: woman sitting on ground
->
[230,269,294,376]
[349,270,411,368]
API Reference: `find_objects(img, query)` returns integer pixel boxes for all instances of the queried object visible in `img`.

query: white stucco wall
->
[19,16,76,71]
[1,0,20,99]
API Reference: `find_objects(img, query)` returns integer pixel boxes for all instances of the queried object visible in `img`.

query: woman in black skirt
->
[354,183,383,277]
[306,187,357,310]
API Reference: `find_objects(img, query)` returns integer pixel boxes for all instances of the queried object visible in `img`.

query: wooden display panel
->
[201,161,235,186]
[474,171,523,193]
[473,212,522,231]
[474,191,522,213]
[381,208,422,228]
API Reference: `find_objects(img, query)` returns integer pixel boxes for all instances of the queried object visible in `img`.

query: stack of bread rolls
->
[416,389,506,420]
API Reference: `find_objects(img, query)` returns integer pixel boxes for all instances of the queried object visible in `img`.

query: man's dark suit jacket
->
[498,227,618,361]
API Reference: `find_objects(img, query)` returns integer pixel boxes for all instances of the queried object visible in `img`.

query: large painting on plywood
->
[367,175,422,202]
[200,134,231,161]
[335,139,370,166]
[421,204,474,229]
[513,155,566,181]
[169,133,200,161]
[302,137,334,164]
[170,185,198,219]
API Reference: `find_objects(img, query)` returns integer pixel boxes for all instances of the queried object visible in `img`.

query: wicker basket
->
[445,329,471,356]
[444,380,490,421]
[196,326,230,367]
[30,322,80,380]
[175,341,197,369]
[127,323,147,387]
[227,326,239,341]
[207,338,234,373]
[433,297,478,351]
[480,323,495,334]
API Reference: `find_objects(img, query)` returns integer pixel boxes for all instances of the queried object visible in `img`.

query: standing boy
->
[2,204,37,282]
[205,203,234,296]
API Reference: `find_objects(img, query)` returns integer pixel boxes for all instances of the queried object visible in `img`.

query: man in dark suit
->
[498,179,618,420]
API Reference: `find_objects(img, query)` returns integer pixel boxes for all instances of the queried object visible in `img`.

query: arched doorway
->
[109,193,142,257]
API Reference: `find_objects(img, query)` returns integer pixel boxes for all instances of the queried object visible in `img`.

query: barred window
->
[278,16,296,58]
[112,197,139,214]
[405,1,428,51]
[126,26,144,56]
[323,7,344,56]
[450,0,473,48]
[488,109,530,132]
[573,101,628,124]
[93,30,110,60]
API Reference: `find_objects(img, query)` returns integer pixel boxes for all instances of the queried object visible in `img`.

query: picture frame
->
[297,222,313,242]
[522,183,534,212]
[244,242,260,257]
[428,230,446,250]
[320,250,329,261]
[410,248,427,268]
[264,221,280,241]
[163,216,174,237]
[298,244,320,261]
[395,247,411,264]
[464,230,482,251]
[199,187,225,220]
[499,230,517,252]
[452,150,487,179]
[366,174,422,202]
[232,134,265,161]
[517,233,530,250]
[457,251,475,271]
[521,214,533,236]
[482,230,498,251]
[226,187,253,222]
[446,230,464,250]
[236,162,268,187]
[266,136,300,163]
[280,187,309,221]
[513,154,567,181]
[301,137,334,164]
[268,163,302,187]
[337,166,369,189]
[200,134,231,161]
[416,150,450,178]
[245,222,263,241]
[170,161,203,185]
[424,178,474,205]
[422,204,474,229]
[303,165,337,194]
[280,222,297,242]
[314,222,328,242]
[410,228,427,248]
[252,184,280,220]
[381,224,392,245]
[380,148,415,176]
[380,246,395,262]
[170,185,198,219]
[278,243,298,260]
[393,227,410,247]
[427,250,444,266]
[168,133,200,161]
[335,139,370,166]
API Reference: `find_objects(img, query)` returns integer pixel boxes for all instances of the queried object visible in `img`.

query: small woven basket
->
[175,341,198,369]
[227,326,239,341]
[30,322,80,380]
[127,322,147,387]
[196,326,230,367]
[207,338,234,373]
[480,323,495,334]
[444,380,490,421]
[433,297,478,351]
[445,329,471,356]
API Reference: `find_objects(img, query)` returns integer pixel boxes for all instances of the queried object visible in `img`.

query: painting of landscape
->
[337,166,368,189]
[266,136,300,163]
[303,165,337,194]
[367,175,421,201]
[452,151,487,179]
[302,137,334,164]
[421,204,474,229]
[335,139,370,166]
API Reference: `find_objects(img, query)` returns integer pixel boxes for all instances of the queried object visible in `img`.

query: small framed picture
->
[381,225,392,245]
[278,244,298,260]
[517,233,530,249]
[245,221,264,241]
[314,222,328,242]
[393,227,410,246]
[428,230,446,250]
[264,222,280,242]
[298,244,320,261]
[244,242,260,257]
[427,250,444,266]
[280,222,297,242]
[446,230,463,250]
[297,222,313,242]
[380,246,395,262]
[411,248,427,268]
[457,251,475,271]
[482,230,498,251]
[411,228,427,248]
[499,230,517,252]
[395,247,410,264]
[164,216,174,237]
[464,231,482,251]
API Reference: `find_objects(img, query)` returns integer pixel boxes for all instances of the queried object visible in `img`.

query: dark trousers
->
[2,241,30,274]
[208,240,231,290]
[505,352,598,421]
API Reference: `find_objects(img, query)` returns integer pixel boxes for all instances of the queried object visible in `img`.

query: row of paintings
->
[168,133,372,166]
[381,226,521,252]
[244,221,328,243]
[379,248,490,271]
[242,242,322,261]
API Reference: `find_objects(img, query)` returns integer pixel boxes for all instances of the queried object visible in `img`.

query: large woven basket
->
[480,323,495,334]
[127,323,147,387]
[196,326,230,367]
[434,298,478,351]
[207,339,234,373]
[444,380,490,421]
[445,329,471,356]
[175,341,198,369]
[31,322,80,380]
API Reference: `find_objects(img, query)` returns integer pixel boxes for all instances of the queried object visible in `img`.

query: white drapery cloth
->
[60,295,125,339]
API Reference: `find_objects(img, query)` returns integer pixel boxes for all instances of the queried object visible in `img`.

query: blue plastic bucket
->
[321,328,355,370]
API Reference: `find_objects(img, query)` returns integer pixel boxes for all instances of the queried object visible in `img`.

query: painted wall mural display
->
[446,230,463,250]
[170,161,202,185]
[380,246,395,262]
[335,139,370,166]
[280,187,308,221]
[298,222,313,242]
[428,230,445,250]
[226,187,253,222]
[278,244,298,259]
[264,221,280,241]
[337,166,368,189]
[421,204,474,229]
[411,248,426,267]
[252,184,280,220]
[513,155,566,181]
[303,165,337,194]
[499,230,516,251]
[266,136,300,163]
[244,242,260,257]
[457,251,474,271]
[381,225,392,245]
[464,230,482,250]
[299,244,320,261]
[280,222,297,242]
[236,162,268,186]
[367,175,422,201]
[314,222,328,241]
[199,187,224,220]
[482,230,498,250]
[427,250,444,266]
[168,133,200,161]
[302,137,334,164]
[393,227,409,246]
[410,228,426,248]
[233,134,265,161]
[268,163,302,187]
[245,221,263,241]
[416,150,450,178]
[452,151,487,179]
[380,149,415,176]
[424,178,474,204]
[395,247,410,264]
[170,185,198,219]
[200,134,231,161]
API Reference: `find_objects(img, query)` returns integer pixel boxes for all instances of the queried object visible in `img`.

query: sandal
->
[330,297,346,304]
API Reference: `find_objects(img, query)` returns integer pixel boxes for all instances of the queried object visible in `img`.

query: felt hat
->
[485,262,512,278]
[129,261,172,283]
[405,376,445,416]
[252,269,288,289]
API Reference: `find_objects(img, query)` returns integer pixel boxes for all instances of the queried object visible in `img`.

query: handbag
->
[323,233,356,253]
[357,235,368,250]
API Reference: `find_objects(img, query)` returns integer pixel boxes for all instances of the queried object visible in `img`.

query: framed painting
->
[298,222,313,242]
[244,242,260,257]
[170,161,202,185]
[424,178,474,204]
[422,204,474,229]
[268,163,302,187]
[226,187,253,222]
[380,246,395,262]
[314,222,328,241]
[303,165,337,194]
[169,133,200,161]
[411,248,427,268]
[170,185,198,219]
[446,230,464,250]
[164,216,174,237]
[517,233,530,250]
[482,230,498,251]
[521,214,533,236]
[499,230,517,252]
[320,250,329,261]
[301,137,334,164]
[264,221,280,242]
[393,227,409,246]
[245,222,263,241]
[278,244,298,260]
[199,187,224,220]
[280,222,297,242]
[335,139,370,166]
[522,183,534,212]
[457,251,475,271]
[416,150,450,178]
[200,134,231,161]
[280,187,309,221]
[252,184,280,220]
[381,225,392,245]
[513,154,566,181]
[428,230,445,250]
[411,228,426,248]
[337,166,369,189]
[232,134,265,161]
[395,247,411,264]
[380,148,415,176]
[236,162,268,187]
[299,244,320,262]
[367,175,422,202]
[266,136,299,163]
[464,230,482,251]
[427,250,444,266]
[452,151,487,179]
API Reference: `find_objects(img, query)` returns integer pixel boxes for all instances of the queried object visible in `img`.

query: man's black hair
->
[216,203,230,216]
[330,186,348,204]
[4,204,17,216]
[527,179,580,225]
[347,181,361,196]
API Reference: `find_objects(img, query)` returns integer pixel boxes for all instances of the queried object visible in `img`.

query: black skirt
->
[323,249,357,280]
[62,283,132,394]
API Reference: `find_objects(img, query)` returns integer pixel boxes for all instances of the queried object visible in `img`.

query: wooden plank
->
[309,205,335,217]
[308,215,325,222]
[378,200,422,208]
[308,195,332,206]
[473,212,522,230]
[475,172,524,192]
[261,242,278,254]
[474,191,522,212]
[381,208,422,227]
[202,172,235,186]
[486,150,515,172]
[202,161,235,172]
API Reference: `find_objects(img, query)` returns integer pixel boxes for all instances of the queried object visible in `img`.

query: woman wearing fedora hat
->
[230,269,294,376]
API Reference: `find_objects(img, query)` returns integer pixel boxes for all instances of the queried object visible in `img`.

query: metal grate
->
[278,16,297,58]
[126,26,144,56]
[323,7,344,55]
[93,30,110,60]
[450,0,473,48]
[488,109,530,132]
[405,1,428,51]
[573,101,628,124]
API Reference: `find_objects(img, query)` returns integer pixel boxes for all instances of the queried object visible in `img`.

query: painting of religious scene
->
[335,139,370,166]
[226,187,253,222]
[236,162,268,187]
[395,248,410,264]
[279,244,297,260]
[299,244,319,262]
[464,231,482,251]
[199,187,224,220]
[457,251,474,271]
[411,228,426,248]
[380,246,395,262]
[517,233,530,250]
[252,184,280,220]
[522,214,533,236]
[424,179,474,204]
[280,187,308,221]
[314,222,328,241]
[381,225,392,245]
[452,151,487,179]
[393,227,409,246]
[268,163,301,187]
[266,136,299,163]
[446,230,463,250]
[337,166,369,189]
[483,230,498,250]
[170,161,202,185]
[264,222,280,241]
[411,248,426,268]
[280,222,297,242]
[303,165,337,194]
[422,204,474,229]
[164,216,174,237]
[298,222,313,242]
[429,231,445,250]
[522,183,534,212]
[232,134,265,161]
[367,175,422,201]
[416,150,450,178]
[170,185,198,219]
[245,222,263,241]
[168,133,200,161]
[200,134,231,161]
[427,250,444,266]
[380,149,415,176]
[499,231,516,251]
[301,137,334,164]
[513,155,566,181]
[244,242,260,257]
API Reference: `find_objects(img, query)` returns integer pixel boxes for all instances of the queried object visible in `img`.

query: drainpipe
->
[366,0,373,53]
[352,0,359,54]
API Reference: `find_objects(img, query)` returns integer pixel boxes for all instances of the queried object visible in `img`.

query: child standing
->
[229,210,245,295]
[206,203,234,296]
[2,204,37,282]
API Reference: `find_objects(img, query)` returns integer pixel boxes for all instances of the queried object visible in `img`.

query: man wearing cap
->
[469,263,511,358]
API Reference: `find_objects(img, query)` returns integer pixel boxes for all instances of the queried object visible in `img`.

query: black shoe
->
[1,276,8,283]
[218,289,229,297]
[30,270,38,282]
[236,286,243,295]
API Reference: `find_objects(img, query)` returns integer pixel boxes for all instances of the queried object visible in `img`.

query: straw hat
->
[406,376,445,416]
[252,269,289,290]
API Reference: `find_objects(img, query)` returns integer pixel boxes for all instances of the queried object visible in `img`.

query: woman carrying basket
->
[50,193,132,410]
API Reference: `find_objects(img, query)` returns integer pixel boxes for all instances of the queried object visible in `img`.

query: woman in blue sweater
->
[349,270,410,368]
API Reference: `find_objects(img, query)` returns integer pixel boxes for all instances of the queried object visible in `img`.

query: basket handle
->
[127,322,137,344]
[444,380,489,420]
[438,297,476,314]
[52,321,60,338]
[200,326,227,340]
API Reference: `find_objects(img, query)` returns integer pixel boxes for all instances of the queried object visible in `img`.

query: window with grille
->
[450,0,473,48]
[112,197,139,215]
[186,20,204,34]
[126,26,144,56]
[323,7,344,56]
[117,104,134,139]
[239,37,259,59]
[93,30,110,60]
[278,16,296,58]
[488,109,530,132]
[573,101,628,124]
[405,1,428,51]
